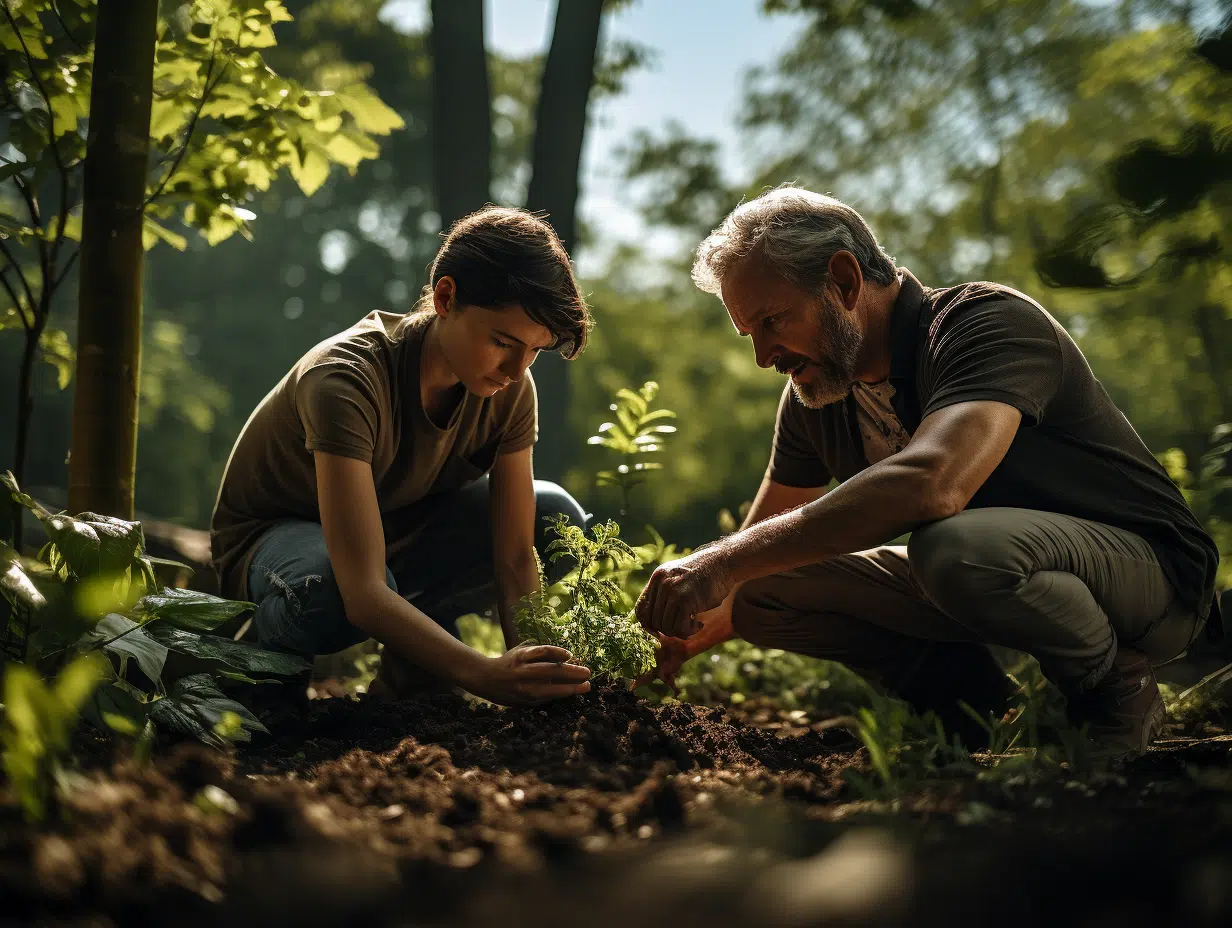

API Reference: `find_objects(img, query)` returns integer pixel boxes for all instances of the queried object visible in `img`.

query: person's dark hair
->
[419,206,592,359]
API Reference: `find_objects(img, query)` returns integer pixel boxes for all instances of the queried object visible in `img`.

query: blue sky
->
[378,0,806,270]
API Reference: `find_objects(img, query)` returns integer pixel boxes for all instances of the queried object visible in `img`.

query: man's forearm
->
[495,554,540,648]
[724,457,949,585]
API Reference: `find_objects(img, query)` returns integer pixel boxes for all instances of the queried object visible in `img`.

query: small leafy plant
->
[0,472,309,819]
[587,381,677,516]
[515,515,659,681]
[1,652,108,821]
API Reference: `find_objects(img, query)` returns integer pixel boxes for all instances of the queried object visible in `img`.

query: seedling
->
[516,515,659,681]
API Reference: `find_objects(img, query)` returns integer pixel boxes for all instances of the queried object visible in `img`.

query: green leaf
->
[143,218,188,251]
[79,613,168,685]
[52,652,111,719]
[0,161,27,184]
[81,682,149,736]
[615,388,648,418]
[0,539,48,611]
[144,555,192,573]
[38,328,74,390]
[39,512,145,579]
[335,83,405,135]
[148,673,268,749]
[291,149,330,196]
[133,587,252,632]
[637,409,677,426]
[144,624,311,678]
[217,670,279,685]
[615,406,639,438]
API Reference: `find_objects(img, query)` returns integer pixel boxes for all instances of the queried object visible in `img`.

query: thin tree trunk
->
[68,0,158,518]
[430,0,491,231]
[10,320,42,550]
[524,0,605,483]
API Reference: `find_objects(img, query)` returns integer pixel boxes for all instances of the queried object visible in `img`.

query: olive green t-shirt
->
[210,310,537,601]
[768,270,1219,619]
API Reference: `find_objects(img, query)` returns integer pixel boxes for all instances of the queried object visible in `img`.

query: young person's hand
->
[464,643,591,707]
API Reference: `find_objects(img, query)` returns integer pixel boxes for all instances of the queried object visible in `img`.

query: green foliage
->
[0,0,403,504]
[0,471,304,818]
[147,673,267,750]
[1,652,108,821]
[587,380,677,515]
[1159,424,1232,590]
[672,639,873,711]
[516,516,659,681]
[457,614,504,658]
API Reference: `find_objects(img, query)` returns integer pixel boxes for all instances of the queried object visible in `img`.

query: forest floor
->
[2,679,1231,928]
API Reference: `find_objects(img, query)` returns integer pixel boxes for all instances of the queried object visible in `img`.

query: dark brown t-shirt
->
[769,270,1219,618]
[210,310,537,601]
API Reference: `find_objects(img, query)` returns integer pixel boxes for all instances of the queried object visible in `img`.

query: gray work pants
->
[732,507,1205,695]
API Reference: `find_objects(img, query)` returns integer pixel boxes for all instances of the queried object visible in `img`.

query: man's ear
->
[433,276,457,317]
[827,251,863,311]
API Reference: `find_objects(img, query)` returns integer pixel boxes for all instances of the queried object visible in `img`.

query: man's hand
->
[636,634,691,691]
[463,643,591,707]
[635,543,736,639]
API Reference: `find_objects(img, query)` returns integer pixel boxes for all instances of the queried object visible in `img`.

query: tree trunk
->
[524,0,605,483]
[68,0,158,518]
[9,319,42,550]
[429,0,491,231]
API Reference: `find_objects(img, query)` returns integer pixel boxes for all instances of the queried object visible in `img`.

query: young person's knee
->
[253,548,396,656]
[533,480,587,528]
[532,481,589,583]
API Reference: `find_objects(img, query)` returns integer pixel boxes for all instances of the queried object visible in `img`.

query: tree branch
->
[0,257,32,332]
[145,39,222,207]
[0,238,37,319]
[51,245,80,292]
[49,0,88,53]
[1,4,65,293]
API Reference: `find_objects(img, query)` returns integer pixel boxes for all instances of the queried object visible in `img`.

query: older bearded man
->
[636,186,1221,756]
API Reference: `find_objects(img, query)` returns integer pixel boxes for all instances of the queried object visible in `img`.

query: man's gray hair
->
[692,185,898,296]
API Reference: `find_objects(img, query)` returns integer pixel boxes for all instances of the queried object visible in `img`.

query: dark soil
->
[1,685,1231,928]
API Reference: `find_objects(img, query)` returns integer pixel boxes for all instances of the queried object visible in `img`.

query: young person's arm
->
[642,469,828,686]
[487,446,541,649]
[314,451,590,705]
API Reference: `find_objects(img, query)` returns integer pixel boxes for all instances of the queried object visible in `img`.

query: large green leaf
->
[149,673,268,749]
[0,539,85,662]
[0,539,49,612]
[133,587,252,632]
[40,512,145,579]
[79,614,168,685]
[81,681,150,736]
[145,624,311,678]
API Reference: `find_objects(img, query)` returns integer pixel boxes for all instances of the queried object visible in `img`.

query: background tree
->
[68,0,159,519]
[0,0,402,541]
[429,0,490,228]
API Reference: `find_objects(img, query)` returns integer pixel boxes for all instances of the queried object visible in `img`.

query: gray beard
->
[790,300,863,409]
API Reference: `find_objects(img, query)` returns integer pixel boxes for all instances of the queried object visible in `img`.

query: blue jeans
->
[246,478,588,656]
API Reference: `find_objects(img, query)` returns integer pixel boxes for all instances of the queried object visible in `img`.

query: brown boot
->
[1068,648,1165,758]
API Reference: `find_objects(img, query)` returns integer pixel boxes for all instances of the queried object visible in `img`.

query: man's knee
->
[730,579,780,646]
[908,510,1023,605]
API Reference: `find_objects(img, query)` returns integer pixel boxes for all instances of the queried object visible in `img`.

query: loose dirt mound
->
[2,687,1230,928]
